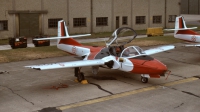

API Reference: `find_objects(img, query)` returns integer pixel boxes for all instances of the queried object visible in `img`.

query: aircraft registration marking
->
[191,36,196,42]
[59,63,65,67]
[57,77,199,110]
[72,46,76,54]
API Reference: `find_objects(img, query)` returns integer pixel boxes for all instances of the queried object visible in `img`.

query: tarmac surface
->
[1,14,200,112]
[0,43,200,112]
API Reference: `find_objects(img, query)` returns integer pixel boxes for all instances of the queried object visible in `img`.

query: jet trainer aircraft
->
[165,16,200,46]
[26,20,174,83]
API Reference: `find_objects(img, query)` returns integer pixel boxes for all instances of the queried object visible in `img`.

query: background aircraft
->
[165,16,200,46]
[26,20,174,83]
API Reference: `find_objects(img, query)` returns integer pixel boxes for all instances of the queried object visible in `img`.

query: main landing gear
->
[74,67,87,83]
[141,74,149,83]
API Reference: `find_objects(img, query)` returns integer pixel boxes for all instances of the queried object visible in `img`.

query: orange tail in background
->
[58,21,82,46]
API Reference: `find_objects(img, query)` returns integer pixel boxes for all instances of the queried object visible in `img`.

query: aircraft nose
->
[144,59,167,74]
[154,59,167,74]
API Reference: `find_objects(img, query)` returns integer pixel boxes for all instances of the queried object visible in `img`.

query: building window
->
[168,15,177,23]
[73,18,86,27]
[153,16,162,24]
[96,17,108,26]
[48,18,62,28]
[0,20,8,30]
[122,16,128,25]
[136,16,145,24]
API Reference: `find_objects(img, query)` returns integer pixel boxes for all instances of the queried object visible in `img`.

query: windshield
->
[106,27,137,46]
[121,46,145,57]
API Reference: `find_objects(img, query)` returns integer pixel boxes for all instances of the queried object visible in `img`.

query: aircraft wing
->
[25,59,105,70]
[25,55,118,70]
[144,45,175,55]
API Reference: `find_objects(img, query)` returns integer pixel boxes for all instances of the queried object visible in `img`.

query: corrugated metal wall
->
[181,0,200,14]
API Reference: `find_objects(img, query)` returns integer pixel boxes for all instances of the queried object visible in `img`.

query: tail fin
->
[165,16,197,35]
[33,20,90,46]
[57,20,81,46]
[58,20,69,37]
[175,16,187,30]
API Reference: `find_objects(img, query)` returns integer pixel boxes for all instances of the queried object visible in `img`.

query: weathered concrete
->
[0,43,200,112]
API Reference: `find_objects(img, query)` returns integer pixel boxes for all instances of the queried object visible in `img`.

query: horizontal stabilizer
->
[33,34,91,40]
[164,27,197,31]
[144,45,175,55]
[183,44,200,47]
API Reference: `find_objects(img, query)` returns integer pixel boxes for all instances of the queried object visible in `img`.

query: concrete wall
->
[113,0,132,29]
[0,0,181,39]
[43,0,68,36]
[15,0,41,10]
[93,0,112,33]
[68,0,91,34]
[149,0,165,27]
[132,0,149,30]
[166,0,181,28]
[0,0,13,38]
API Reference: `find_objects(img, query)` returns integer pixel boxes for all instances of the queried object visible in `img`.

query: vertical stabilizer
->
[174,16,187,34]
[57,20,82,46]
[164,16,198,35]
[58,20,69,37]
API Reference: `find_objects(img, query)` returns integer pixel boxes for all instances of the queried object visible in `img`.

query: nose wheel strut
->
[141,76,148,83]
[74,67,85,82]
[141,74,149,83]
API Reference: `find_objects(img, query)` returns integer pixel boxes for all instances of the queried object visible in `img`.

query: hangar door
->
[19,14,39,37]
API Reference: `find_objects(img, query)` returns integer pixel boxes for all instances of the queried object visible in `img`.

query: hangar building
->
[181,0,200,14]
[0,0,180,38]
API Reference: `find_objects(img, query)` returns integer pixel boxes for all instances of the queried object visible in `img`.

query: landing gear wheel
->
[141,76,148,83]
[77,72,85,82]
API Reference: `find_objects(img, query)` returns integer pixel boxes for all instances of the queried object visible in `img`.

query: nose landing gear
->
[141,76,148,83]
[141,74,150,83]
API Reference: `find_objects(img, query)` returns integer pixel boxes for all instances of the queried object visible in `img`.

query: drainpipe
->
[41,0,44,35]
[198,0,199,14]
[111,0,114,31]
[12,0,16,37]
[131,0,133,28]
[67,0,70,33]
[148,0,150,28]
[164,0,167,28]
[91,0,93,33]
[188,0,189,14]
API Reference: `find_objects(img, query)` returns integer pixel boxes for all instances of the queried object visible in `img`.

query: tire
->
[141,76,148,83]
[11,45,15,49]
[77,72,85,82]
[147,35,152,37]
[34,43,38,47]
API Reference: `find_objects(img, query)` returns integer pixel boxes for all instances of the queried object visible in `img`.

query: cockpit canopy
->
[106,27,137,47]
[121,46,146,57]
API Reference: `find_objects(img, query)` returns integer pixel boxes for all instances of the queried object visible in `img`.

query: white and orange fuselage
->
[59,42,167,78]
[175,30,200,43]
[168,16,200,43]
[27,20,175,83]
